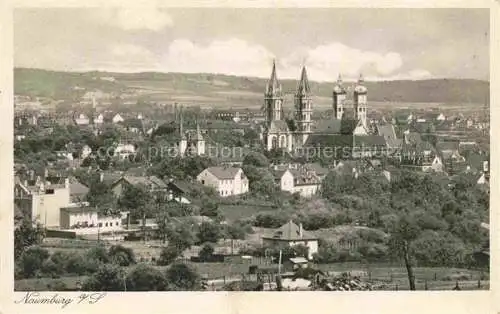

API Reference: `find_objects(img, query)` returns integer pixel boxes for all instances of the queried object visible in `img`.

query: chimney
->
[483,161,489,173]
[44,168,49,179]
[299,223,303,238]
[30,170,35,180]
[64,178,70,189]
[100,172,104,183]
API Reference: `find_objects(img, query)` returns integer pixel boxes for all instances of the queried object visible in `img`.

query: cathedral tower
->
[333,74,347,120]
[295,66,313,144]
[264,60,284,124]
[353,73,368,128]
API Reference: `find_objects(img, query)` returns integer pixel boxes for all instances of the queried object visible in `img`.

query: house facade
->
[196,167,249,197]
[14,178,72,228]
[262,220,319,260]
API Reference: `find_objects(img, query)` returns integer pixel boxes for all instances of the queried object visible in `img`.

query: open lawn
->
[219,204,278,222]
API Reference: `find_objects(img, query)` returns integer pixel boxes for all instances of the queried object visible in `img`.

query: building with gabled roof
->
[196,166,249,197]
[262,220,319,260]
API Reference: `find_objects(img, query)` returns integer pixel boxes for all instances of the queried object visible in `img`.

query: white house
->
[273,167,321,198]
[196,166,249,197]
[262,220,319,260]
[114,144,136,160]
[59,206,124,235]
[74,113,89,126]
[436,113,446,121]
[112,113,124,124]
[94,113,104,124]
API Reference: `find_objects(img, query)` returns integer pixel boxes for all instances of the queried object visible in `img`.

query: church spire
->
[266,59,281,96]
[296,65,311,96]
[358,73,364,83]
[179,107,186,140]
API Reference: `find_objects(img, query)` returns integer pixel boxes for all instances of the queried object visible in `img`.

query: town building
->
[260,61,387,159]
[262,220,319,260]
[196,166,249,197]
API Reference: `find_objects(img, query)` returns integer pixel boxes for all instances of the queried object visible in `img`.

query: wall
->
[32,186,71,228]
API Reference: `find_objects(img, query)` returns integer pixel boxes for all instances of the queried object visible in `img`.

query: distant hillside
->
[14,68,489,105]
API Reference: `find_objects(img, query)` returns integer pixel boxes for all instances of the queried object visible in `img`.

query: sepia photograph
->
[11,7,491,294]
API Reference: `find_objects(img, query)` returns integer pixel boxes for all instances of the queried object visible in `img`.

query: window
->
[201,180,205,184]
[115,222,119,226]
[45,189,54,194]
[105,222,108,227]
[98,223,102,227]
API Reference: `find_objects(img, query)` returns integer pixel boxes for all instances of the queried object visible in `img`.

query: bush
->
[19,246,50,278]
[196,222,222,244]
[199,243,215,262]
[157,245,181,266]
[40,259,62,278]
[253,213,289,228]
[82,264,126,291]
[65,254,100,275]
[85,245,110,264]
[165,263,200,291]
[126,264,168,291]
[108,245,136,266]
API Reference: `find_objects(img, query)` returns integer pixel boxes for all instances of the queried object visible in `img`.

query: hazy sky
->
[14,8,490,82]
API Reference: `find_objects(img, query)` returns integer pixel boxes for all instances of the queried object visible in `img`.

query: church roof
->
[268,120,290,133]
[313,119,358,135]
[377,124,402,148]
[296,66,311,96]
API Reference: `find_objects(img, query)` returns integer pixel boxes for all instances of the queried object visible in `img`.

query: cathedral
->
[261,61,387,159]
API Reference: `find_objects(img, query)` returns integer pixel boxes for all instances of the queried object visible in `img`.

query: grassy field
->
[219,204,278,222]
[15,259,488,291]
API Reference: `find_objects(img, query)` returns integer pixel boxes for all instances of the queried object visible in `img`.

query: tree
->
[157,245,181,266]
[196,222,222,244]
[165,263,201,291]
[86,180,116,212]
[388,214,421,290]
[125,264,168,291]
[199,243,215,262]
[165,222,195,252]
[85,245,110,264]
[18,246,50,278]
[108,245,136,266]
[82,264,126,291]
[243,151,269,167]
[118,184,155,241]
[14,218,45,259]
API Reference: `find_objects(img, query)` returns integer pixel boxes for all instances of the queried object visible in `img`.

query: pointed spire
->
[266,59,281,96]
[196,120,203,141]
[296,65,311,96]
[179,106,186,140]
[337,73,343,84]
[358,73,364,83]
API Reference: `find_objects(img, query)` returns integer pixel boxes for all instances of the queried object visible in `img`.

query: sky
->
[14,8,490,82]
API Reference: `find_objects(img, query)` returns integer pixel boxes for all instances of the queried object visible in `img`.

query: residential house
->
[14,177,72,228]
[272,164,323,198]
[74,113,90,126]
[166,180,196,204]
[196,166,249,197]
[110,175,168,199]
[113,143,136,160]
[112,113,124,124]
[400,132,443,172]
[262,220,319,260]
[59,206,123,234]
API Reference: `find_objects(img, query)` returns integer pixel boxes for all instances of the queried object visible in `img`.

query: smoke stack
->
[99,172,104,183]
[299,223,303,238]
